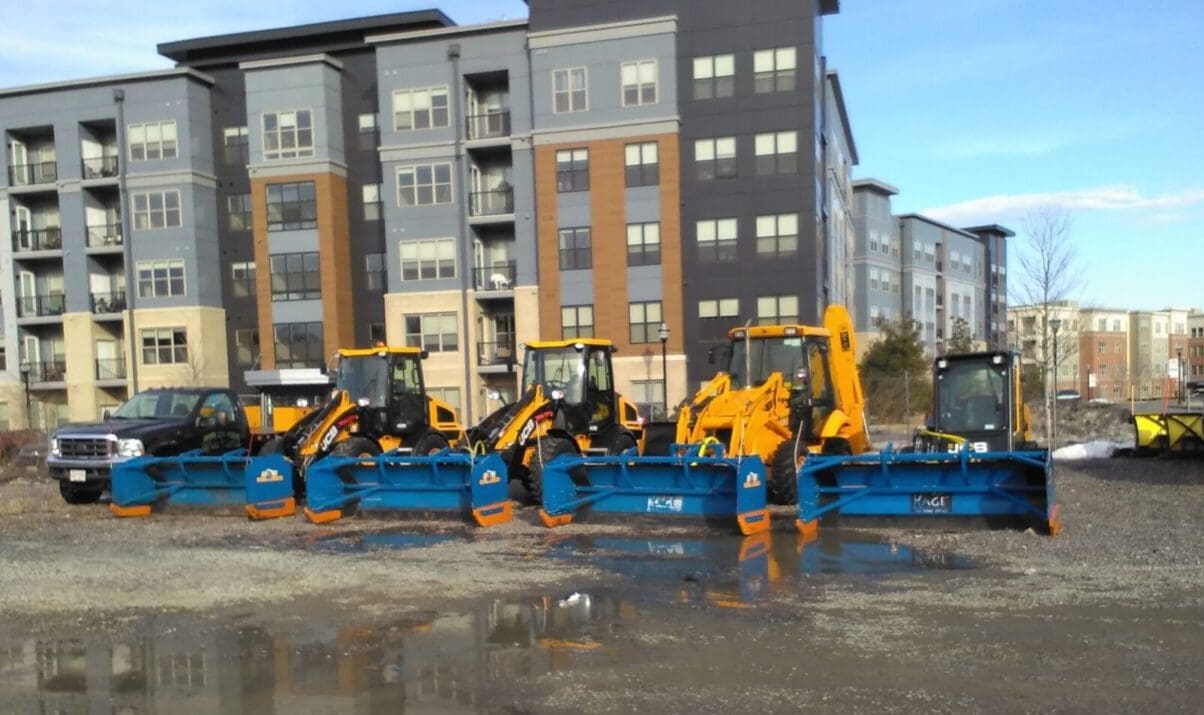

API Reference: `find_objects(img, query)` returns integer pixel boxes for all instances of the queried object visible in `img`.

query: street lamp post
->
[19,359,32,429]
[1176,345,1184,404]
[1049,317,1062,451]
[658,322,670,419]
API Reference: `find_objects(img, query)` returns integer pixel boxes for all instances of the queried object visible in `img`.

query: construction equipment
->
[463,339,643,502]
[1131,411,1204,456]
[646,305,870,505]
[538,443,769,534]
[797,351,1060,536]
[111,450,295,518]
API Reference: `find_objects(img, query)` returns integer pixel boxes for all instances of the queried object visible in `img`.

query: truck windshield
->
[936,360,1008,434]
[337,355,390,406]
[522,347,586,404]
[111,392,200,419]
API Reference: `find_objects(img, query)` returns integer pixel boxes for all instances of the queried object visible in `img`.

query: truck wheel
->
[528,436,577,506]
[769,438,804,505]
[59,481,102,505]
[411,432,450,456]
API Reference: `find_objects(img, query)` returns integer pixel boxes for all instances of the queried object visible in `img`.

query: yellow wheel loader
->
[464,339,643,503]
[648,305,870,505]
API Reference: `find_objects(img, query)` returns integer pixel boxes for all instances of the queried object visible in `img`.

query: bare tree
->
[183,343,211,387]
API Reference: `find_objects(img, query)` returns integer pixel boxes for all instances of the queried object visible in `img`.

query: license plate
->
[911,492,952,513]
[69,469,87,483]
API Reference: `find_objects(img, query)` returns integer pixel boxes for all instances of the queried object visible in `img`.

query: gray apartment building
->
[0,0,853,429]
[850,179,1011,356]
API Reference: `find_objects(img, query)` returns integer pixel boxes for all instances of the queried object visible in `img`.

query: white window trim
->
[620,58,658,107]
[399,237,457,281]
[131,190,183,231]
[397,162,454,207]
[391,86,451,132]
[552,66,589,114]
[136,259,187,298]
[261,109,315,161]
[127,120,179,161]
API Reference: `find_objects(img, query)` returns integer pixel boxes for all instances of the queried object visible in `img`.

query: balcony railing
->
[81,155,119,179]
[17,293,65,318]
[95,358,127,381]
[28,360,67,383]
[86,224,123,248]
[91,291,127,314]
[469,188,514,217]
[12,228,63,252]
[466,111,511,141]
[478,339,516,367]
[8,161,58,186]
[473,262,516,291]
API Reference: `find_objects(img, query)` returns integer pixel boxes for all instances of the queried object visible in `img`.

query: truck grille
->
[58,437,113,460]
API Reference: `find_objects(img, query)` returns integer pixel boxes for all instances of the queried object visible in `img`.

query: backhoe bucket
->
[302,450,511,526]
[110,450,294,518]
[537,445,769,535]
[796,445,1058,537]
[1132,412,1204,456]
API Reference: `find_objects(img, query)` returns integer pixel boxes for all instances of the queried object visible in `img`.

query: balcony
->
[91,291,127,316]
[95,358,127,382]
[17,293,65,319]
[473,262,516,294]
[86,224,124,249]
[81,156,119,180]
[466,111,511,141]
[8,161,58,186]
[28,360,67,385]
[469,188,514,218]
[12,228,63,253]
[478,339,516,371]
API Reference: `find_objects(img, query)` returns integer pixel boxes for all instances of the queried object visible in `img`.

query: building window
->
[558,227,592,270]
[621,59,657,106]
[693,54,735,100]
[400,238,456,281]
[269,252,320,301]
[629,301,663,344]
[234,328,259,368]
[556,149,589,192]
[128,121,178,161]
[398,163,453,206]
[695,137,736,181]
[365,252,385,291]
[132,191,181,230]
[392,86,450,131]
[262,109,313,160]
[231,261,256,298]
[358,113,376,131]
[223,126,249,165]
[757,295,799,325]
[226,193,251,231]
[369,322,386,344]
[136,259,185,298]
[266,182,317,231]
[697,218,738,262]
[552,67,587,113]
[561,305,594,339]
[624,142,658,187]
[754,47,796,93]
[631,380,665,418]
[0,402,8,432]
[755,213,798,256]
[699,298,739,321]
[755,131,798,175]
[141,327,187,365]
[428,387,462,410]
[626,223,661,266]
[363,183,382,221]
[358,113,378,151]
[404,313,458,352]
[274,322,324,369]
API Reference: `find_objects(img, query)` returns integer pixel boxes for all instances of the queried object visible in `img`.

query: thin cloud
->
[923,186,1204,225]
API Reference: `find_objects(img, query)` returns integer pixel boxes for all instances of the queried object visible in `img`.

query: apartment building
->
[1077,308,1129,400]
[0,1,851,428]
[1188,312,1204,388]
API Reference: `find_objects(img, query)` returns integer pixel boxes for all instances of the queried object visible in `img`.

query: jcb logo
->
[479,470,501,485]
[743,472,762,489]
[319,425,339,452]
[518,417,537,445]
[256,468,284,483]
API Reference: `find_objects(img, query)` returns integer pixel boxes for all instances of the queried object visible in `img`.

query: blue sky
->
[1,0,1198,311]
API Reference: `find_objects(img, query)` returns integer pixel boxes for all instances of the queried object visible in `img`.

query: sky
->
[0,0,1198,312]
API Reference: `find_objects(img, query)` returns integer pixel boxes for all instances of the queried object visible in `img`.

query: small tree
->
[947,317,975,354]
[859,318,932,422]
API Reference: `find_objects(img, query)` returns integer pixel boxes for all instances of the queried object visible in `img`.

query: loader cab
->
[522,340,617,435]
[335,348,429,438]
[932,352,1018,452]
[727,327,837,437]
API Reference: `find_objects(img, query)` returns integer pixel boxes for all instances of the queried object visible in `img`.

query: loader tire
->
[258,436,284,455]
[769,438,804,505]
[609,433,637,456]
[330,437,382,459]
[59,480,102,505]
[412,432,450,456]
[528,436,577,506]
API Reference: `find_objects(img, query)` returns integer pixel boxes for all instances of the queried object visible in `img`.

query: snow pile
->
[1053,439,1134,461]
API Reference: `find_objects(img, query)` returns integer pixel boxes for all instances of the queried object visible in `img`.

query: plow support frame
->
[111,450,294,517]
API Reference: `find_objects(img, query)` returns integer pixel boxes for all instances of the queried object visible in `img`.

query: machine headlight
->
[550,389,565,400]
[49,438,61,458]
[116,439,144,458]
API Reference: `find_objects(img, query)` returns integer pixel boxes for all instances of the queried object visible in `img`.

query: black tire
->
[527,436,577,506]
[769,437,804,505]
[411,431,450,456]
[257,436,284,456]
[60,480,102,505]
[330,437,382,459]
[608,433,637,456]
[822,437,853,457]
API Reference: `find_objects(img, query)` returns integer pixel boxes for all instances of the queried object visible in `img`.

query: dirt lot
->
[0,456,1201,713]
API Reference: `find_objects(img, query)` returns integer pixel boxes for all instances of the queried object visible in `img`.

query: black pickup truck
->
[47,387,250,504]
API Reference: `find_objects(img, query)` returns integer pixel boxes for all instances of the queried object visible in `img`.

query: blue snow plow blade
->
[797,445,1060,537]
[537,444,770,535]
[302,450,511,527]
[110,450,294,519]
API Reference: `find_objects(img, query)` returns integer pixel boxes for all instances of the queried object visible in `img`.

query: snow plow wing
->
[1132,412,1204,456]
[537,445,769,535]
[797,445,1059,536]
[302,450,511,526]
[110,450,294,518]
